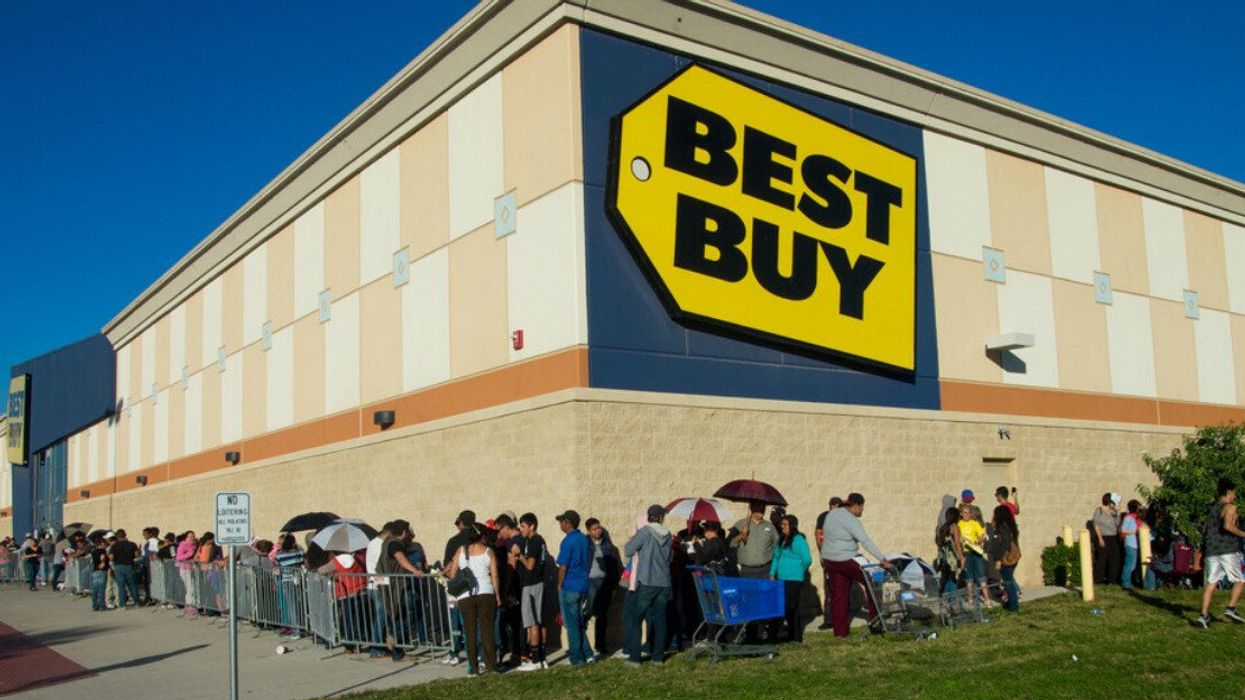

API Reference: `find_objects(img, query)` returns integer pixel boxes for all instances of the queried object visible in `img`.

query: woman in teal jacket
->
[770,514,812,642]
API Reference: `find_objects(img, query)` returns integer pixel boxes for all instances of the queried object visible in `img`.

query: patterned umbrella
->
[713,479,788,507]
[664,497,733,523]
[310,522,371,553]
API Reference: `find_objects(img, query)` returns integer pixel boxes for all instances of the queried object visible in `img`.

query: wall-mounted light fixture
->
[984,333,1034,352]
[136,475,148,486]
[373,410,396,430]
[225,451,241,465]
[80,490,90,499]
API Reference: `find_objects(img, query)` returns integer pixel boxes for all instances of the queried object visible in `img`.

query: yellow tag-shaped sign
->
[608,65,917,371]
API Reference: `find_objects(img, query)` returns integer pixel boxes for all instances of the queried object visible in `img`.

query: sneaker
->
[1194,614,1212,629]
[515,660,539,672]
[466,669,478,678]
[441,654,460,666]
[817,622,833,631]
[1224,607,1245,623]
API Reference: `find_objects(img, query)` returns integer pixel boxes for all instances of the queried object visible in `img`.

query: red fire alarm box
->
[511,329,524,350]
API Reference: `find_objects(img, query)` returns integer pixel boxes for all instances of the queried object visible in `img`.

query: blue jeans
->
[91,570,108,610]
[559,588,592,665]
[624,585,670,663]
[114,564,138,607]
[25,560,40,589]
[998,565,1019,611]
[1121,546,1138,589]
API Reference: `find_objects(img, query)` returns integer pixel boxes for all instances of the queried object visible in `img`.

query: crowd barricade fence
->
[0,552,18,583]
[63,557,92,595]
[328,571,455,656]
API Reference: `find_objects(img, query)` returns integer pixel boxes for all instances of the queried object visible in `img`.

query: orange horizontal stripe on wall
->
[64,348,589,500]
[940,380,1245,427]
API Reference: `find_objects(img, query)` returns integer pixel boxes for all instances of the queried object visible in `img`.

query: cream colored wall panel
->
[986,150,1051,275]
[140,327,156,398]
[266,326,294,432]
[399,115,450,260]
[154,388,169,465]
[1096,183,1149,296]
[1233,315,1245,407]
[360,148,401,285]
[221,352,244,444]
[86,428,98,486]
[292,314,326,425]
[128,403,142,472]
[243,243,268,346]
[1052,279,1110,394]
[200,367,221,451]
[169,304,186,385]
[128,342,142,405]
[402,248,451,392]
[184,372,202,456]
[1184,212,1229,311]
[1141,198,1189,302]
[932,254,1001,383]
[924,131,991,260]
[154,317,170,391]
[114,412,128,478]
[168,383,184,461]
[242,344,267,439]
[117,343,131,406]
[448,74,504,240]
[267,225,295,329]
[1224,223,1245,314]
[202,277,223,367]
[359,278,403,404]
[1194,309,1236,406]
[1045,168,1100,284]
[221,264,244,354]
[502,24,582,204]
[325,293,360,414]
[294,202,326,319]
[324,177,361,300]
[449,226,509,377]
[995,271,1059,388]
[507,183,586,361]
[105,420,116,478]
[1105,292,1157,397]
[1151,300,1199,402]
[184,292,203,374]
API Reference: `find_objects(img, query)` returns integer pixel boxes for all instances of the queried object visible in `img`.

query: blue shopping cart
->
[686,566,783,663]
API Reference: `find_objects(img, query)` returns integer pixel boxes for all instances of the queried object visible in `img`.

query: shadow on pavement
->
[323,663,428,698]
[1126,589,1199,621]
[2,644,210,696]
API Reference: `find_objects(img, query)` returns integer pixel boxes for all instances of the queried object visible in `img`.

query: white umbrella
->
[310,522,372,553]
[664,497,733,523]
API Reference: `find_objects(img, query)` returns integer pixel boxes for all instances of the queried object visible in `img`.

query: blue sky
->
[2,1,1242,378]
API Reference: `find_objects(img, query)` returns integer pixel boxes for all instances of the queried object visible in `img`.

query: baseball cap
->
[646,504,666,520]
[104,530,116,539]
[555,510,581,528]
[961,489,975,503]
[455,510,476,526]
[1109,492,1121,505]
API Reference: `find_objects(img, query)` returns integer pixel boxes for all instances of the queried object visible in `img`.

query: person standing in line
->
[512,513,549,671]
[935,507,964,597]
[820,493,891,638]
[988,505,1020,612]
[440,510,475,666]
[995,486,1020,516]
[21,533,41,591]
[1119,500,1143,590]
[622,505,673,666]
[584,517,619,661]
[109,529,141,609]
[958,504,990,608]
[492,514,523,668]
[730,501,779,640]
[1195,478,1245,629]
[89,536,110,611]
[1092,493,1121,585]
[770,514,812,642]
[175,532,198,617]
[814,497,843,630]
[555,510,594,667]
[442,522,501,677]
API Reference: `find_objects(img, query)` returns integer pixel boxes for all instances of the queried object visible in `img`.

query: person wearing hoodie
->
[770,514,812,642]
[175,531,199,618]
[622,504,673,666]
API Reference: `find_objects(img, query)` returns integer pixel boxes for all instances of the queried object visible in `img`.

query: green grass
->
[341,587,1245,699]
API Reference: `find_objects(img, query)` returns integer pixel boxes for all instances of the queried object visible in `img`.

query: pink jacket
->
[176,539,197,568]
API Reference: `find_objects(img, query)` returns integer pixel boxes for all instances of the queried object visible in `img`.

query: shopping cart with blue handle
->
[685,566,783,663]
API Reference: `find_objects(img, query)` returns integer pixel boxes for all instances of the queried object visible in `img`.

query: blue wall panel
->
[580,28,940,409]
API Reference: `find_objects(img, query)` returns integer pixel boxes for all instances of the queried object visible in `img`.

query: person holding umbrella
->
[820,492,891,638]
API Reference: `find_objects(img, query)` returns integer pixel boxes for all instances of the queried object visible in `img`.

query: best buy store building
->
[6,0,1245,586]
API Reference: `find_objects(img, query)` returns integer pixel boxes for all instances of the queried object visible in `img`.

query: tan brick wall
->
[59,391,1183,592]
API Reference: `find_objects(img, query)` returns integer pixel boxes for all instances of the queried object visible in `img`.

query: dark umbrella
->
[713,479,788,507]
[87,529,108,542]
[279,511,341,533]
[62,522,92,536]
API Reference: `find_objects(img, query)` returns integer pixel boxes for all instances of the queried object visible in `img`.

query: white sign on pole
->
[215,492,252,545]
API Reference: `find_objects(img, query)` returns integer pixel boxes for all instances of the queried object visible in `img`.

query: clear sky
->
[2,1,1242,378]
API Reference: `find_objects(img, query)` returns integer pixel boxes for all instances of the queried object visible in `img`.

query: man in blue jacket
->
[622,504,673,666]
[556,510,593,666]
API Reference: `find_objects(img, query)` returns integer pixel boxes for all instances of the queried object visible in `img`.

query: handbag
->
[1001,541,1022,567]
[446,548,478,597]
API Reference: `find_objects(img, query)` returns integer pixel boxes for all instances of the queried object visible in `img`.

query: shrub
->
[1137,423,1245,544]
[1040,542,1082,587]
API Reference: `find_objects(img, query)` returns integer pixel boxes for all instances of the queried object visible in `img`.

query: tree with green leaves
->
[1137,423,1245,543]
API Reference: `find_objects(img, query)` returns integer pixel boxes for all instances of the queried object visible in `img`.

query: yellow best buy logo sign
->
[607,65,918,371]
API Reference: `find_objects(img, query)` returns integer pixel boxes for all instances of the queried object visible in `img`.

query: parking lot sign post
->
[216,492,251,700]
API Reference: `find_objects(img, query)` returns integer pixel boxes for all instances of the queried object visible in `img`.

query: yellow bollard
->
[1078,530,1094,602]
[1062,524,1073,546]
[1139,524,1152,583]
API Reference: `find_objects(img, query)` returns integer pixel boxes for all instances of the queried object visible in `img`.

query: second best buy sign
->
[608,65,918,371]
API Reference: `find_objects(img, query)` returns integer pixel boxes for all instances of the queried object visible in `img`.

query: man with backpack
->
[1195,478,1245,628]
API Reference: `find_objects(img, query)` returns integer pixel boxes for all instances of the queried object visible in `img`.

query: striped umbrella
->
[664,497,733,523]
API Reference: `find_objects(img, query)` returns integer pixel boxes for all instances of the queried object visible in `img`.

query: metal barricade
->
[148,559,185,605]
[191,562,230,613]
[249,562,306,633]
[330,572,454,655]
[0,552,17,583]
[304,572,338,647]
[63,557,92,595]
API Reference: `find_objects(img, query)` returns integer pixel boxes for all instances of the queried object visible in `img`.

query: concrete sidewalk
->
[0,585,463,699]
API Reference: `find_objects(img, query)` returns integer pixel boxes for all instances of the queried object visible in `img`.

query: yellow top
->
[958,519,987,555]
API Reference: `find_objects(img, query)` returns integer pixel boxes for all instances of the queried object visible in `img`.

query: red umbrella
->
[713,479,788,507]
[665,497,733,523]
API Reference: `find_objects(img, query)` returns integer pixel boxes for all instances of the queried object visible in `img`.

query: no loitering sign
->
[215,492,252,545]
